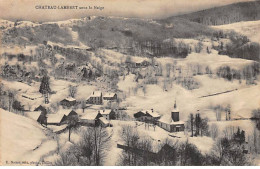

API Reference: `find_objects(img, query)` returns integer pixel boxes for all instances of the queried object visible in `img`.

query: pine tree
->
[39,75,51,94]
[39,75,51,103]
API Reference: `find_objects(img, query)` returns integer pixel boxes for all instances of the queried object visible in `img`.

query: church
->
[157,100,185,132]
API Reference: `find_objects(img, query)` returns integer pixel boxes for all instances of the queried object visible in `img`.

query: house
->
[57,109,78,119]
[47,114,67,126]
[158,101,185,132]
[34,105,47,116]
[100,109,116,120]
[25,111,47,125]
[80,111,102,126]
[99,117,109,127]
[134,109,161,123]
[60,97,77,108]
[86,91,103,105]
[103,93,117,101]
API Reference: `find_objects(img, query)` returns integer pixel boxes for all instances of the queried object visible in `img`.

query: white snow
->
[1,109,57,164]
[213,20,260,44]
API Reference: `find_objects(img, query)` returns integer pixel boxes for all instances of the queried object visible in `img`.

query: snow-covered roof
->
[47,114,66,123]
[99,117,109,125]
[100,109,112,115]
[81,111,100,120]
[103,93,116,98]
[145,110,161,118]
[89,91,102,97]
[56,109,77,116]
[158,114,173,124]
[25,111,42,121]
[158,115,185,125]
[170,120,185,125]
[63,97,76,102]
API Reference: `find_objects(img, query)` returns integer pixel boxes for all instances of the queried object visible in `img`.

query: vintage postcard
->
[0,0,260,166]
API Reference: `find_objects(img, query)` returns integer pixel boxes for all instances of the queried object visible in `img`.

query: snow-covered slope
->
[0,109,57,164]
[213,20,260,44]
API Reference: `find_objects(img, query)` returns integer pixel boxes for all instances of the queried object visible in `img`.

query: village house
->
[103,92,117,101]
[134,109,161,123]
[100,109,116,120]
[80,111,102,126]
[60,97,77,108]
[99,117,110,127]
[157,101,185,132]
[25,111,47,126]
[47,114,67,126]
[56,109,78,120]
[86,91,103,105]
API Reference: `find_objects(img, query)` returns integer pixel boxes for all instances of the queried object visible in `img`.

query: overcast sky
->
[0,0,255,22]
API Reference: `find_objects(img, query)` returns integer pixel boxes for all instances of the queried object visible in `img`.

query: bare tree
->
[210,123,219,140]
[69,85,77,98]
[55,152,77,166]
[92,126,112,165]
[81,100,86,113]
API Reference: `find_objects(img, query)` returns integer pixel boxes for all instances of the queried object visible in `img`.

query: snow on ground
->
[213,20,260,44]
[1,108,57,164]
[105,120,214,165]
[118,74,136,93]
[197,84,260,119]
[120,73,259,121]
[192,75,243,97]
[183,50,254,71]
[209,120,256,139]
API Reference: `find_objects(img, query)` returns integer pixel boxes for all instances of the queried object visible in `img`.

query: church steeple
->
[172,99,179,122]
[174,99,177,109]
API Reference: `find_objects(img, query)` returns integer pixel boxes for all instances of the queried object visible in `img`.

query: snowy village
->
[1,0,260,166]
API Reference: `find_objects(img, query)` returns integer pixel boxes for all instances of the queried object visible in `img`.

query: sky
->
[0,0,255,22]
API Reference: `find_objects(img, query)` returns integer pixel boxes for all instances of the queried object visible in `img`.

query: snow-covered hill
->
[213,20,260,44]
[1,109,57,164]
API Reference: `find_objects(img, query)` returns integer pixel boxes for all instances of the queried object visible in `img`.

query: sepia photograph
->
[0,0,260,166]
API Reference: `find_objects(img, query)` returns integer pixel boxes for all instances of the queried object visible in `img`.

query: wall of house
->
[81,119,95,125]
[87,96,102,104]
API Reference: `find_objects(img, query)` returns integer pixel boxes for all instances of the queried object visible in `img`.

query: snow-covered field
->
[1,109,57,165]
[119,72,259,121]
